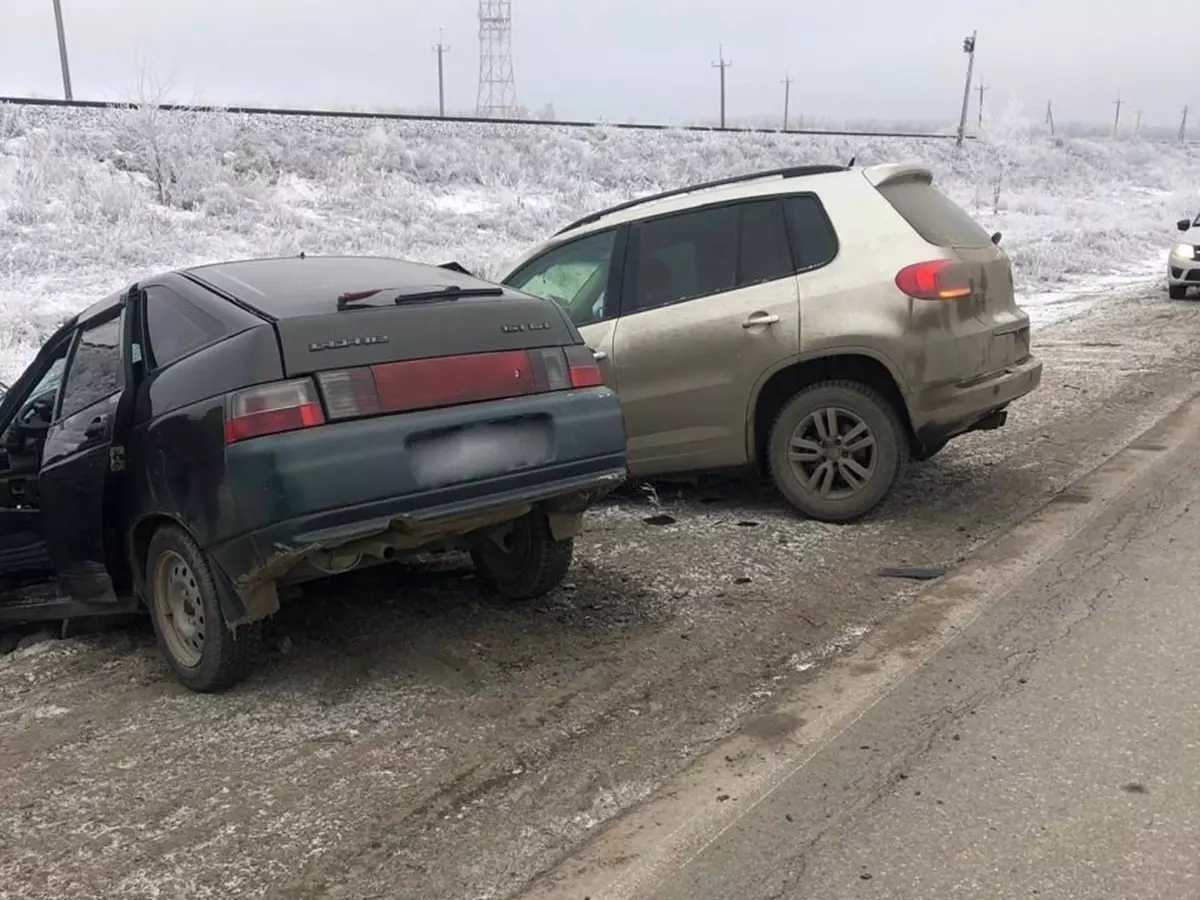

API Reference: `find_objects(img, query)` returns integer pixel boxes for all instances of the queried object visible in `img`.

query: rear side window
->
[738,200,793,286]
[783,195,839,271]
[628,205,738,312]
[876,178,992,248]
[59,317,124,419]
[144,285,231,368]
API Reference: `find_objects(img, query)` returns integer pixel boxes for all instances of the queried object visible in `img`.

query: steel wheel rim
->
[787,406,879,500]
[152,550,206,669]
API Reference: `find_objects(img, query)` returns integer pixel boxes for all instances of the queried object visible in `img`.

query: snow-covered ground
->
[0,104,1191,380]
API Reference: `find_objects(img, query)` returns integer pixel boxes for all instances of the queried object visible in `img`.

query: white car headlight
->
[1174,243,1197,258]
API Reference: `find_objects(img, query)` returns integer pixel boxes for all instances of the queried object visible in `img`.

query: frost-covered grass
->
[0,103,1193,380]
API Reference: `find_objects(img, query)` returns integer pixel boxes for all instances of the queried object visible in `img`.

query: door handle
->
[591,348,608,361]
[83,414,110,442]
[742,313,781,329]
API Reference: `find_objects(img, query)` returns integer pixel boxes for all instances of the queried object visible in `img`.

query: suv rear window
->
[876,178,992,248]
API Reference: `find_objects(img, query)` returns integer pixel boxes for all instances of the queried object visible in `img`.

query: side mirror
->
[990,231,1002,246]
[1178,218,1192,232]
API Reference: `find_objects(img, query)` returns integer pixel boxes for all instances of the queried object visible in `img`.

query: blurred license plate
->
[409,419,554,488]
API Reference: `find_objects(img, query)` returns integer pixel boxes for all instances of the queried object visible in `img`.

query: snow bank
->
[0,104,1193,379]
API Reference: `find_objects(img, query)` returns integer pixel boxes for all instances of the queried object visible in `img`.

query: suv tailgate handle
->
[742,313,780,329]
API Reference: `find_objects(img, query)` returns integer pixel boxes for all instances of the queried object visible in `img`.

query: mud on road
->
[2,284,1199,900]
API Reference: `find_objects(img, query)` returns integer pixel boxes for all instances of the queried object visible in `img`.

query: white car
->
[1168,215,1200,298]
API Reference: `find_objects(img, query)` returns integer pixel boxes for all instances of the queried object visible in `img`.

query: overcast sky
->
[0,1,1179,127]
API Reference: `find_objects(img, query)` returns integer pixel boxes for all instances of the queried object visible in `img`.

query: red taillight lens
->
[895,260,972,301]
[564,344,604,388]
[373,350,535,413]
[225,378,325,444]
[316,345,605,422]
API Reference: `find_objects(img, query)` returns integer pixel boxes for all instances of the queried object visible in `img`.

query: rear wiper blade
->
[337,284,504,310]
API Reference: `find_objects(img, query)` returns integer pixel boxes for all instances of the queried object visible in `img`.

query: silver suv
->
[500,163,1043,521]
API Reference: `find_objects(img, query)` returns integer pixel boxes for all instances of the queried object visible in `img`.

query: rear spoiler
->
[439,261,474,276]
[861,163,934,188]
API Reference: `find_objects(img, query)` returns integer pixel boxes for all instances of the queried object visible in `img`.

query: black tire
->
[1169,284,1188,300]
[471,512,574,601]
[767,380,906,522]
[145,524,262,692]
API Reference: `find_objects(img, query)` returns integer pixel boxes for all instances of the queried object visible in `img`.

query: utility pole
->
[1112,92,1123,138]
[1045,99,1055,135]
[1181,105,1190,143]
[955,31,977,147]
[433,29,450,117]
[782,71,793,131]
[51,0,73,101]
[712,44,732,129]
[977,79,989,131]
[1135,108,1143,138]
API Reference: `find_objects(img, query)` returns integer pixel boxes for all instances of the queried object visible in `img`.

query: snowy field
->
[0,103,1191,381]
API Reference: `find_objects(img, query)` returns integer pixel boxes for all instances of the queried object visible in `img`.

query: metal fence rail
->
[0,95,969,141]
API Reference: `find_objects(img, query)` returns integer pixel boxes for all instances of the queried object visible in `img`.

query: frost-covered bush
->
[0,103,1195,378]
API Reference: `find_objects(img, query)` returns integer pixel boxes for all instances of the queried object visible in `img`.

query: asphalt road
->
[632,356,1200,900]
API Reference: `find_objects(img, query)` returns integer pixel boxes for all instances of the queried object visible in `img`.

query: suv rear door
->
[608,199,800,474]
[873,172,1031,377]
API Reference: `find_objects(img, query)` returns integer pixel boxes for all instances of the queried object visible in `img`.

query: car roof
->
[182,255,508,319]
[503,162,932,278]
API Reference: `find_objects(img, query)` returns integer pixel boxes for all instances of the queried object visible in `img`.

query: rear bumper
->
[206,387,627,622]
[908,354,1043,448]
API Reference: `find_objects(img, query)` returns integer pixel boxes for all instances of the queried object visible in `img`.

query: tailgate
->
[276,292,578,377]
[875,172,1031,376]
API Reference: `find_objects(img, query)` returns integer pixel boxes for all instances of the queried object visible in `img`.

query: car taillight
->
[316,345,605,421]
[224,378,325,444]
[564,344,604,388]
[895,260,972,301]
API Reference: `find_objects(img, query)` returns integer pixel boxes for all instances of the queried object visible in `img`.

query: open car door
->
[37,299,135,607]
[0,325,78,621]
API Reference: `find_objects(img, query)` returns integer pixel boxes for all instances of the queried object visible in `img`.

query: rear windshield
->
[876,178,992,248]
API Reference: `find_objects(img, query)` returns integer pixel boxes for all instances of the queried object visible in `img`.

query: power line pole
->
[1045,99,1055,135]
[1112,92,1123,138]
[977,79,989,131]
[712,44,731,129]
[955,31,977,147]
[51,0,73,101]
[433,29,450,118]
[1135,108,1143,138]
[1181,105,1190,143]
[782,71,793,131]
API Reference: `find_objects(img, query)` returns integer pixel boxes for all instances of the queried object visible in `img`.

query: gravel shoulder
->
[3,282,1199,900]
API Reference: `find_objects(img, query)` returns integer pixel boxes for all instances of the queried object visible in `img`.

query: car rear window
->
[876,178,992,248]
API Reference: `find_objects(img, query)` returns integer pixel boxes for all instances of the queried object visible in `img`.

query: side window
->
[144,286,229,369]
[58,317,124,420]
[0,345,69,444]
[784,195,839,272]
[629,205,738,313]
[505,230,617,328]
[738,200,793,286]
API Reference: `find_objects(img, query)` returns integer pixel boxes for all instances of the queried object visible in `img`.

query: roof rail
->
[555,164,847,236]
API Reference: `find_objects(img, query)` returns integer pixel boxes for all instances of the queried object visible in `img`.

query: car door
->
[37,307,129,605]
[609,199,801,475]
[502,227,626,387]
[0,335,73,587]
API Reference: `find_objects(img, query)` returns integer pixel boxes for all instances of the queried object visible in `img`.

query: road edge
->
[517,386,1200,900]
